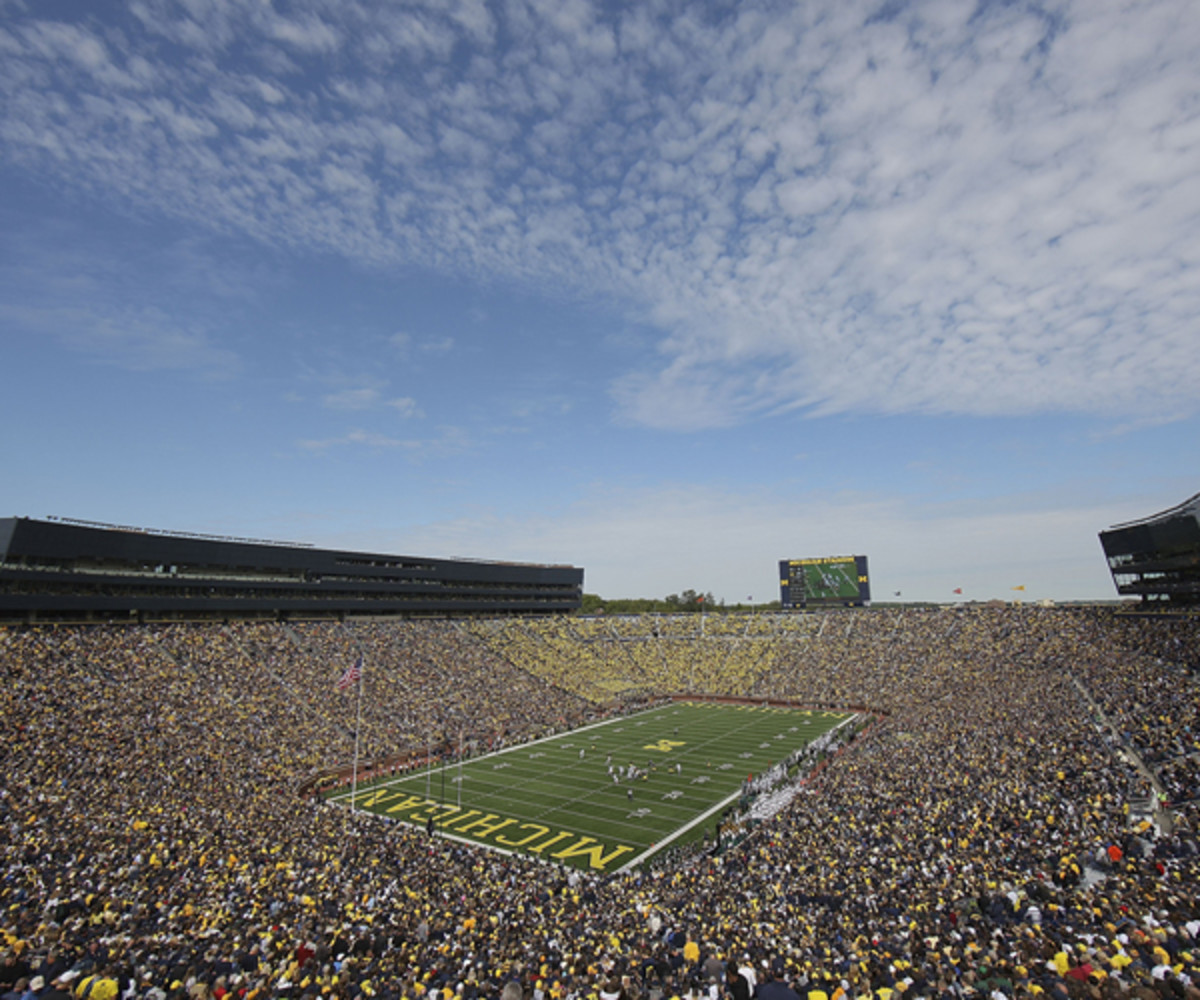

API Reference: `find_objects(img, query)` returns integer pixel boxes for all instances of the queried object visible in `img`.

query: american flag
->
[336,656,363,691]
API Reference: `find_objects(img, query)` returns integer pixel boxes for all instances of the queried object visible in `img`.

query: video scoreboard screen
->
[779,555,870,608]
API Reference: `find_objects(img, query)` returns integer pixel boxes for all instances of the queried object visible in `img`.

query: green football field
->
[326,701,854,873]
[804,560,861,599]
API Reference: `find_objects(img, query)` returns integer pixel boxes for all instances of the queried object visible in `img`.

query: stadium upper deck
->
[1100,492,1200,606]
[0,516,583,622]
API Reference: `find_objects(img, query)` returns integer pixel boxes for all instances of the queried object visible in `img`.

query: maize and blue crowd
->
[2,608,1199,1000]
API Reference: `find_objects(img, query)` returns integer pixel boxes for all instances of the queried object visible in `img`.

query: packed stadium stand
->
[3,606,1200,1000]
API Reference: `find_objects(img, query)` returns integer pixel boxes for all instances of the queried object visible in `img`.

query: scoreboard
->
[779,555,870,608]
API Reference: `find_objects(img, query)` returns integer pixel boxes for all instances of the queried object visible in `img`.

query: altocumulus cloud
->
[2,0,1197,428]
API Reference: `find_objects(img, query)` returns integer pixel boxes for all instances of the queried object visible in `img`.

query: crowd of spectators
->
[461,616,821,704]
[1060,616,1200,821]
[2,607,1199,1000]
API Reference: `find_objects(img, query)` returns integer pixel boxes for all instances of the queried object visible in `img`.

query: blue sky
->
[2,0,1198,604]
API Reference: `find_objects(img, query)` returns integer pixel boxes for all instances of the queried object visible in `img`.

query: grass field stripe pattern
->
[612,709,860,872]
[325,701,854,872]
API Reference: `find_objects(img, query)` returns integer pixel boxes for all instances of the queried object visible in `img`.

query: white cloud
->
[322,387,380,411]
[387,396,423,418]
[1,300,238,375]
[267,12,340,53]
[1,0,1198,428]
[385,332,454,357]
[298,425,468,457]
[299,428,416,452]
[317,385,423,418]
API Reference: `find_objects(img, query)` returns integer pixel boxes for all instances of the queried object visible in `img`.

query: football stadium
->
[3,510,1200,1000]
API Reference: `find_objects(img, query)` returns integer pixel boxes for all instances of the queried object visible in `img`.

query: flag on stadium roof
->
[1011,585,1026,591]
[953,588,963,595]
[336,656,363,691]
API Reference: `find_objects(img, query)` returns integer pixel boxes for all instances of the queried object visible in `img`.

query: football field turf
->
[326,701,854,873]
[804,560,861,599]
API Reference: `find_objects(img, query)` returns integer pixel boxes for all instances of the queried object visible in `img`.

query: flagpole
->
[349,657,365,813]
